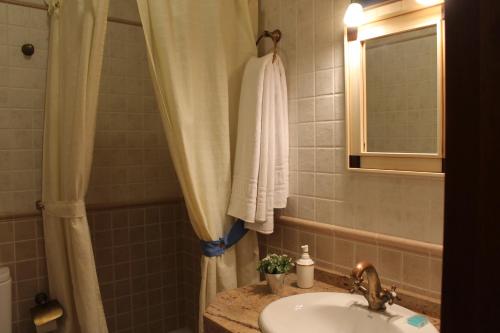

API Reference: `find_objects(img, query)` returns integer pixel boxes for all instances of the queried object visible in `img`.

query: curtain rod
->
[0,0,143,27]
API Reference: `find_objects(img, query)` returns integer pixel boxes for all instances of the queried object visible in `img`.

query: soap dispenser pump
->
[296,245,314,288]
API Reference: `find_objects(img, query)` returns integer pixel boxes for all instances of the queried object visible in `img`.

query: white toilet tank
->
[0,267,12,333]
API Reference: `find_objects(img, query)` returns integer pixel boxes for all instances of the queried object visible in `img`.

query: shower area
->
[0,0,219,332]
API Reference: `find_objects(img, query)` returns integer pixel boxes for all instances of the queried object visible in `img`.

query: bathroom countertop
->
[203,274,440,333]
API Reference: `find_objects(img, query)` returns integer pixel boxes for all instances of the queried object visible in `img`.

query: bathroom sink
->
[259,292,438,333]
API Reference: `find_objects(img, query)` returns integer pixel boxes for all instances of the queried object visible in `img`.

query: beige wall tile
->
[0,242,14,262]
[379,248,403,281]
[283,227,299,252]
[354,242,379,267]
[0,151,34,171]
[402,253,430,289]
[429,258,442,292]
[15,259,37,281]
[315,234,334,263]
[334,237,354,268]
[314,1,334,70]
[333,67,345,93]
[298,196,315,220]
[284,196,298,217]
[333,201,352,227]
[334,93,345,120]
[315,69,334,96]
[297,0,314,74]
[315,122,334,147]
[315,198,334,224]
[333,148,345,173]
[298,98,315,122]
[298,148,315,171]
[267,225,283,248]
[315,95,334,121]
[298,172,315,196]
[315,173,335,199]
[297,122,315,147]
[298,73,315,98]
[14,220,36,241]
[299,231,316,257]
[315,148,335,173]
[15,240,37,261]
[289,171,298,194]
[0,221,14,243]
[16,279,38,301]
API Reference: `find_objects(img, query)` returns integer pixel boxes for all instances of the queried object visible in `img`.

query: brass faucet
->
[350,261,398,311]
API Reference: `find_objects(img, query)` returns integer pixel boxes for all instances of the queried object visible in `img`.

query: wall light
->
[416,0,441,6]
[344,2,365,41]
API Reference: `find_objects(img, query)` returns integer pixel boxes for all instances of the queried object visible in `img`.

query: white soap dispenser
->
[296,245,314,288]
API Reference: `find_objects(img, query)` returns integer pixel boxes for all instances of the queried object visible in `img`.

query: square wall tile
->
[315,69,334,96]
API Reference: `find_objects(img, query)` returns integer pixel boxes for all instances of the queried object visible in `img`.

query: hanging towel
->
[228,53,288,234]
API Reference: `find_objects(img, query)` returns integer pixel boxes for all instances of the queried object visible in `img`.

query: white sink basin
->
[259,292,438,333]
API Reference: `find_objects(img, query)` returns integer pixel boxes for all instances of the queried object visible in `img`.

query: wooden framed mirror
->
[345,1,445,175]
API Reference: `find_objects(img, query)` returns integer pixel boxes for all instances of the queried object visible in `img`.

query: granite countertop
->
[204,274,440,333]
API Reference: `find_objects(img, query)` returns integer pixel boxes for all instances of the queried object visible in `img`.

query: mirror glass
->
[365,25,438,154]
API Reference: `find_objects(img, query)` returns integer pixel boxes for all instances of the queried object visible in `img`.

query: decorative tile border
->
[260,214,443,302]
[0,199,184,222]
[279,215,443,257]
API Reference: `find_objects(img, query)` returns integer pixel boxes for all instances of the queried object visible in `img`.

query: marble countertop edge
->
[204,273,441,333]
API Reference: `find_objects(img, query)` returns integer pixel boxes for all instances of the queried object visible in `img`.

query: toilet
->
[0,267,11,333]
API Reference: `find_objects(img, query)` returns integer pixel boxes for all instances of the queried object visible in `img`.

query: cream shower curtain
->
[136,1,260,331]
[42,0,109,332]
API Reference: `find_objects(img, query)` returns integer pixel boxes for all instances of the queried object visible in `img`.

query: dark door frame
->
[441,1,500,332]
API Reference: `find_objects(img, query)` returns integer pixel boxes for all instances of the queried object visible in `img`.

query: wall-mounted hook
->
[256,29,282,63]
[21,44,35,56]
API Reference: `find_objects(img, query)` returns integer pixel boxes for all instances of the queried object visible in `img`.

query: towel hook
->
[256,29,282,63]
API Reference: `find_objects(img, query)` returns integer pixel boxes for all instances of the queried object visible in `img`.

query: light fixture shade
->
[416,0,441,5]
[344,3,365,27]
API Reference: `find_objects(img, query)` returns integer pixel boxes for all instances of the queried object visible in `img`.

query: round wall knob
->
[21,44,35,56]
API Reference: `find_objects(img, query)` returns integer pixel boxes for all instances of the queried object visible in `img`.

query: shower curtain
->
[135,1,260,331]
[41,0,109,332]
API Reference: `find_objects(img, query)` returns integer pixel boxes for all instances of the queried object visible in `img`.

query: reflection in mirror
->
[365,26,438,154]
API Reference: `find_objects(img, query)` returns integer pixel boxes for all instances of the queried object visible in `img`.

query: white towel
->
[227,53,288,234]
[274,59,289,207]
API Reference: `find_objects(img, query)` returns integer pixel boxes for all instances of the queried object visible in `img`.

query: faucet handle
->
[384,285,399,305]
[391,285,401,300]
[349,279,358,293]
[352,276,364,285]
[349,276,362,292]
[350,277,368,295]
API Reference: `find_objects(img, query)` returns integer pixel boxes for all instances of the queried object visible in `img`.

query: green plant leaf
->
[257,253,294,274]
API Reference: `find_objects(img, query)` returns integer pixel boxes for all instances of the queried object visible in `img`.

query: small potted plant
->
[257,253,294,295]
